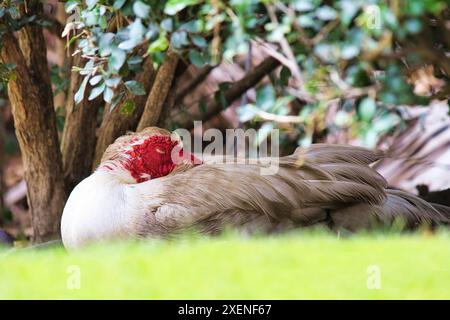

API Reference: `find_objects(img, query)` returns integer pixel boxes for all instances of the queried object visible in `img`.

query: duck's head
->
[98,127,199,184]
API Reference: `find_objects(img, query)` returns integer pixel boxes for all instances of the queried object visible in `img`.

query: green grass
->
[1,231,449,299]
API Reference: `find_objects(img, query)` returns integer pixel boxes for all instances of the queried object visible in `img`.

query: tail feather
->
[378,190,450,227]
[427,203,450,225]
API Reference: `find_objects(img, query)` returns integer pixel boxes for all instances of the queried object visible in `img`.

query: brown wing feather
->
[295,143,384,165]
[129,142,448,237]
[132,144,384,235]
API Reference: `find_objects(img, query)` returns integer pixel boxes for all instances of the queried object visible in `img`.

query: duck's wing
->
[131,143,449,236]
[130,144,392,236]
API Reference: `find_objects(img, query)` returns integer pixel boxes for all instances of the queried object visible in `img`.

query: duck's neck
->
[96,161,137,184]
[61,170,135,249]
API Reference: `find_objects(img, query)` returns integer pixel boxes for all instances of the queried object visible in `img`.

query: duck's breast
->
[61,173,131,249]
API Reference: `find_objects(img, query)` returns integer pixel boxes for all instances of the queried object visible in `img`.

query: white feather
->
[61,170,138,249]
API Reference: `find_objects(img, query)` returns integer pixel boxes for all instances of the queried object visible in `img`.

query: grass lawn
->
[0,231,449,299]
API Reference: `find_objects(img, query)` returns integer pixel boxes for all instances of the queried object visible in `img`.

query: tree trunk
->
[157,61,189,128]
[92,57,155,168]
[51,3,69,111]
[1,29,67,242]
[137,48,179,131]
[0,112,4,219]
[61,54,102,192]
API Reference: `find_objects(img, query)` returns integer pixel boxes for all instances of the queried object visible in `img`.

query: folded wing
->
[131,144,448,237]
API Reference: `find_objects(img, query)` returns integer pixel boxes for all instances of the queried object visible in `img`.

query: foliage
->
[0,1,449,147]
[0,1,52,87]
[1,231,449,299]
[0,0,51,37]
[59,0,449,147]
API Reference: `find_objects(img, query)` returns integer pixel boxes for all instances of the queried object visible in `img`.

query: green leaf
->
[297,14,316,28]
[257,122,274,146]
[191,35,207,47]
[89,75,102,86]
[104,86,114,103]
[88,83,106,101]
[340,0,361,26]
[404,19,422,34]
[133,1,150,19]
[145,23,160,40]
[171,31,189,48]
[110,91,124,111]
[381,8,398,29]
[128,56,143,64]
[119,19,145,50]
[118,39,138,51]
[341,44,360,59]
[106,77,121,88]
[256,85,275,111]
[218,82,232,91]
[345,64,371,87]
[363,128,378,148]
[280,66,291,87]
[74,75,90,104]
[188,49,204,67]
[164,0,200,15]
[99,16,108,29]
[293,0,314,12]
[113,0,127,10]
[214,91,228,108]
[99,33,115,57]
[129,18,146,40]
[109,48,126,71]
[65,1,79,13]
[83,11,99,26]
[120,99,136,115]
[161,18,173,32]
[272,96,294,113]
[316,6,337,20]
[314,43,338,63]
[406,0,425,16]
[79,60,94,75]
[125,80,146,95]
[180,20,201,33]
[373,113,400,132]
[237,104,257,122]
[86,0,98,10]
[358,97,377,121]
[147,36,169,54]
[334,110,351,127]
[198,99,207,114]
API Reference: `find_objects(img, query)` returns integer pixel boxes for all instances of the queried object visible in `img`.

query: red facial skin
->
[122,135,200,183]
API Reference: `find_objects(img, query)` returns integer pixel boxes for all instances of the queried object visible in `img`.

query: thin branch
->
[172,56,281,130]
[329,70,380,98]
[175,65,216,105]
[254,109,305,124]
[265,3,305,86]
[311,19,339,45]
[275,2,313,48]
[255,39,315,102]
